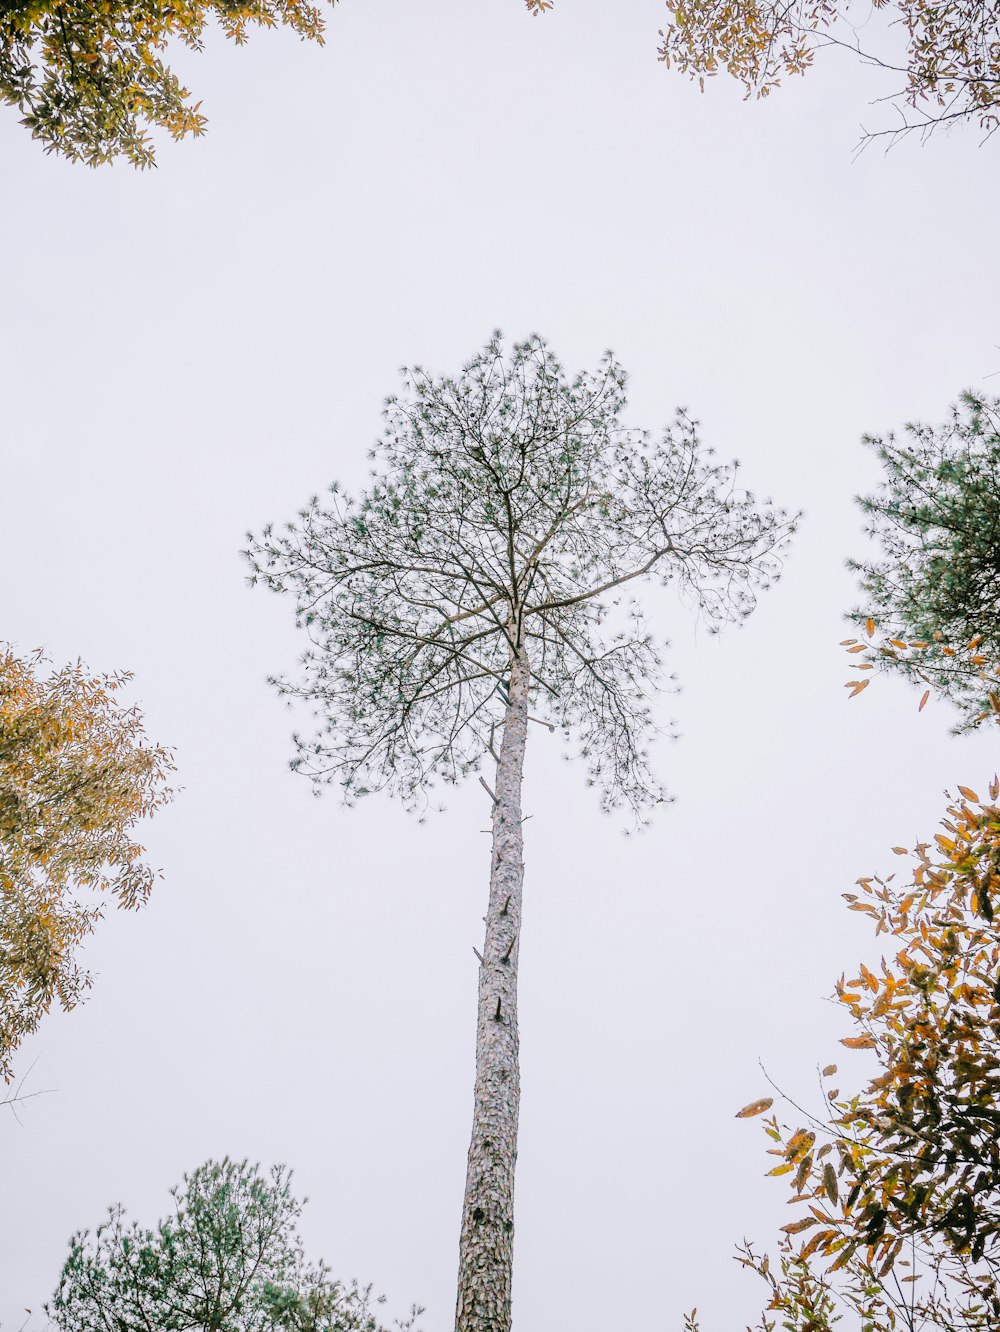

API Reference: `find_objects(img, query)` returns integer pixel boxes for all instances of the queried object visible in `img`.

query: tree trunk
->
[455,646,530,1332]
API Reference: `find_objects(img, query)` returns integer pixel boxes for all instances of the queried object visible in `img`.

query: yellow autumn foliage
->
[0,647,173,1080]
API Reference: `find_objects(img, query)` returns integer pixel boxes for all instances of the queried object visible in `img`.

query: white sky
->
[2,1,1000,1328]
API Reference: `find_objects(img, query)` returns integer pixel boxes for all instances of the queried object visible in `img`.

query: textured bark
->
[455,647,529,1332]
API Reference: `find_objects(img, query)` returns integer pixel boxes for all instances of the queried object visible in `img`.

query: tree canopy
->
[8,0,998,164]
[50,1156,423,1332]
[723,771,1000,1331]
[0,647,172,1081]
[848,391,1000,731]
[528,0,1000,143]
[245,333,795,821]
[0,1,329,167]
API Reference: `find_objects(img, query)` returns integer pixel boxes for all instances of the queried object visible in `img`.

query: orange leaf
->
[841,1034,876,1049]
[918,690,930,712]
[800,1228,838,1261]
[736,1097,774,1119]
[786,1129,816,1161]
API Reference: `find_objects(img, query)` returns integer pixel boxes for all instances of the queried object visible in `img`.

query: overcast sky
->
[3,1,1000,1328]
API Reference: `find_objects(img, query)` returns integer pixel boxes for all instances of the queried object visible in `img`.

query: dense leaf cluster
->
[0,1,328,166]
[850,392,1000,731]
[246,334,794,818]
[0,647,172,1081]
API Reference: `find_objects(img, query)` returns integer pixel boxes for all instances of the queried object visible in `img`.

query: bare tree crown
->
[246,334,795,815]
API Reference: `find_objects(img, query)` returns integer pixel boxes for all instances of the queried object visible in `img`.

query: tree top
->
[247,334,796,817]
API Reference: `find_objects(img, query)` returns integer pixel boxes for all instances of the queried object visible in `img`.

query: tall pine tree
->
[246,334,795,1332]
